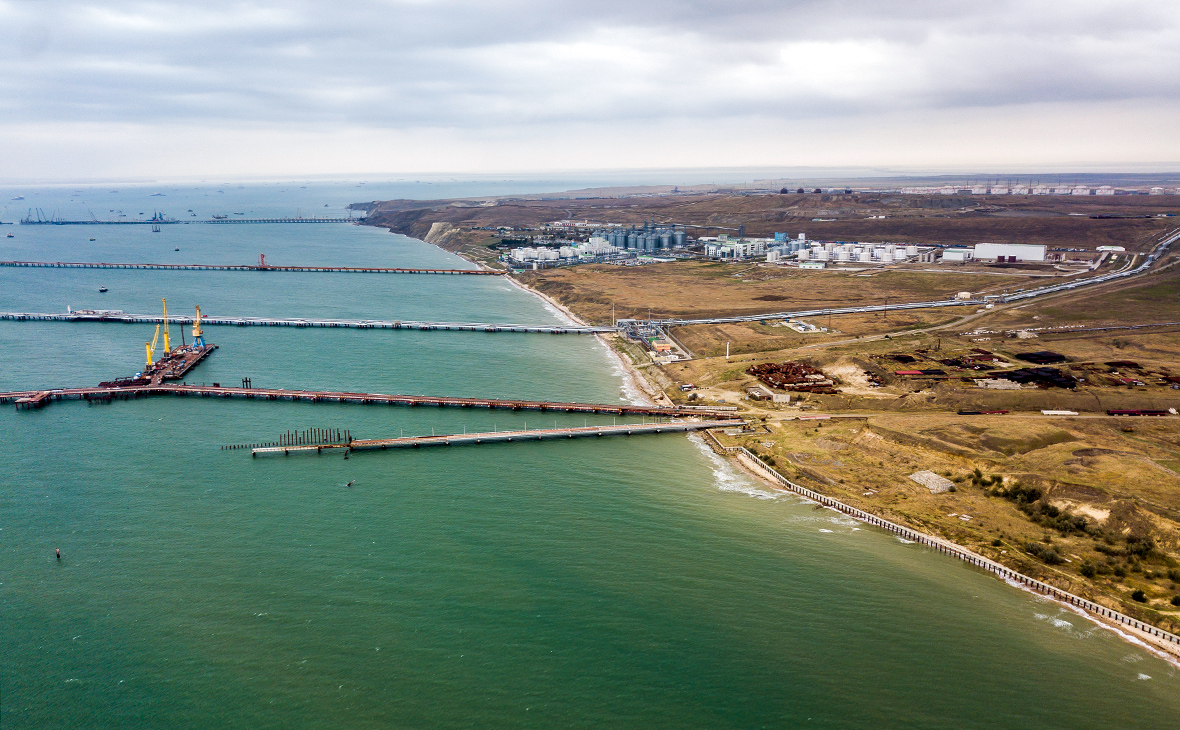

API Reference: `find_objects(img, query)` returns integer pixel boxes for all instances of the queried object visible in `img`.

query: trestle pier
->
[250,419,746,456]
[1,383,738,418]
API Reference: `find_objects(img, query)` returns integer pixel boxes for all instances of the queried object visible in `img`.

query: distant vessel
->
[11,196,24,201]
[152,225,161,232]
[150,192,165,197]
[89,238,96,241]
[99,286,108,292]
[212,214,228,220]
[6,233,13,238]
[174,247,180,251]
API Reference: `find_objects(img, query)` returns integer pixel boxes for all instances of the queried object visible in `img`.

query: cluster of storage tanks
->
[791,242,920,263]
[599,225,687,252]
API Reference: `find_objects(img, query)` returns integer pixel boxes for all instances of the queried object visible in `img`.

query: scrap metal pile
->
[747,362,838,394]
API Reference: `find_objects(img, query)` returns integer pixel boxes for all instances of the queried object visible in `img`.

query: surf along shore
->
[372,222,1180,665]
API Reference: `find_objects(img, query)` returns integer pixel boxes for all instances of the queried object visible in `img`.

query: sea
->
[1,180,1177,729]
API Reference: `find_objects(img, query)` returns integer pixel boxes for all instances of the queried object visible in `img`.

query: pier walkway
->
[1,383,736,418]
[250,419,745,456]
[0,260,500,275]
[0,311,615,334]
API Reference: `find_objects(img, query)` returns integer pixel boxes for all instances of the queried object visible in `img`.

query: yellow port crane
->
[144,298,172,368]
[146,324,160,367]
[192,305,205,347]
[161,298,171,354]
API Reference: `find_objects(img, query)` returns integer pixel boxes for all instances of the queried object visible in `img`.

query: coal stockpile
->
[991,367,1077,389]
[1016,351,1067,365]
[747,362,838,393]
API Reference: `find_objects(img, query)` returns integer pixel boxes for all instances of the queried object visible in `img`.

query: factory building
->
[941,248,974,262]
[705,237,769,259]
[973,243,1047,262]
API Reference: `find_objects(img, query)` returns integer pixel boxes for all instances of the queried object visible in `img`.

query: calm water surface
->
[2,183,1177,729]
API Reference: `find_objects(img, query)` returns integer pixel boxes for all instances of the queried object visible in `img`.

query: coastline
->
[502,271,664,408]
[707,432,1180,665]
[403,229,1180,664]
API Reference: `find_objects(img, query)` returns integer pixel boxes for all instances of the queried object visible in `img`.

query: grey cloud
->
[0,0,1176,129]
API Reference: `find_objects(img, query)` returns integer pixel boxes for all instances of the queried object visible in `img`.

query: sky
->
[1,0,1178,181]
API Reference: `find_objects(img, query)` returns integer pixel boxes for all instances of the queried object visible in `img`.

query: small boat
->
[11,196,24,201]
[174,247,180,251]
[89,238,96,241]
[99,286,108,292]
[6,233,13,238]
[152,225,161,233]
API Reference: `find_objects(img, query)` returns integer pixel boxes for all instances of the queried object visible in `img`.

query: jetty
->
[0,383,738,417]
[250,419,745,456]
[1,311,614,334]
[0,260,500,276]
[18,215,358,225]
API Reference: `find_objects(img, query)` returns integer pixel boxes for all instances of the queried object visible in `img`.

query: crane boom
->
[146,324,161,367]
[161,298,171,355]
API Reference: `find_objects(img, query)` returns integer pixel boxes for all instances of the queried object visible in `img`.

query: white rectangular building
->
[941,248,974,262]
[973,243,1046,262]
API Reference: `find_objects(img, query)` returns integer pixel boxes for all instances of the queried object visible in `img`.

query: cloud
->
[0,1,1177,177]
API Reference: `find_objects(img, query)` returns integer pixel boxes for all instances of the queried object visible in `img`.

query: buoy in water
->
[56,548,61,560]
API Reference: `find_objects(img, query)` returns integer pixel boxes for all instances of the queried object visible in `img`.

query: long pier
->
[0,383,734,418]
[0,311,615,334]
[0,260,500,275]
[19,217,358,225]
[250,419,745,456]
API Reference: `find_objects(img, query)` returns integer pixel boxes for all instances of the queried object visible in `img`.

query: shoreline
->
[709,432,1180,665]
[503,273,664,408]
[404,229,1180,664]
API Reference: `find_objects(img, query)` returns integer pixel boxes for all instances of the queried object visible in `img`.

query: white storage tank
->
[816,248,831,261]
[905,245,919,257]
[879,250,894,263]
[858,250,872,263]
[796,248,810,260]
[836,250,850,262]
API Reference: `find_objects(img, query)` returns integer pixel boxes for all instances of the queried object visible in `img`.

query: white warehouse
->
[973,243,1047,262]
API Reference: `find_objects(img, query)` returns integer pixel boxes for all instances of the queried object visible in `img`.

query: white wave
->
[1018,589,1180,671]
[1034,612,1074,630]
[818,528,834,533]
[1138,673,1152,680]
[594,337,650,406]
[896,536,916,544]
[687,433,779,500]
[501,276,579,326]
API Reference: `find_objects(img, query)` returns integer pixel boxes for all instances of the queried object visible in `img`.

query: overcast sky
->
[1,0,1178,180]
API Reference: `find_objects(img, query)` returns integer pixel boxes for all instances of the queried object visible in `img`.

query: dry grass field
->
[517,262,1030,323]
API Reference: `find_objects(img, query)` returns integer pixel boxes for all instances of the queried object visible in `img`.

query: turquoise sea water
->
[2,183,1178,729]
